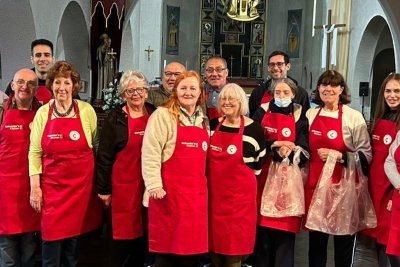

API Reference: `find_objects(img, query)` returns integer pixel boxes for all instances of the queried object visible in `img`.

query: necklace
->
[53,101,74,117]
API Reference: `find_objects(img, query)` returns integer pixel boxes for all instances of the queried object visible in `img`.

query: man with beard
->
[249,50,310,117]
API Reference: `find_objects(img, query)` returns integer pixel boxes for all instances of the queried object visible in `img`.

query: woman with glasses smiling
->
[96,70,155,267]
[208,83,266,267]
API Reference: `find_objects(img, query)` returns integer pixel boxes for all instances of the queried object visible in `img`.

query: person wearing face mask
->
[249,51,310,118]
[252,78,309,267]
[146,62,186,107]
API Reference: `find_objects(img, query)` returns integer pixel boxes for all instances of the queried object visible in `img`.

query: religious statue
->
[96,33,118,100]
[168,21,178,47]
[222,0,259,21]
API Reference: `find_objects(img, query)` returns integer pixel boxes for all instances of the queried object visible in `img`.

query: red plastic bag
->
[260,147,308,217]
[305,152,376,235]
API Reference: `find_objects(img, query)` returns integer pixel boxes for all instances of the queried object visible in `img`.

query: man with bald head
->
[204,56,229,120]
[146,61,186,107]
[0,69,41,267]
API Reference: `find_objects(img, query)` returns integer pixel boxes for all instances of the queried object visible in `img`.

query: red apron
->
[111,108,149,240]
[0,97,41,234]
[148,121,209,254]
[363,119,396,244]
[305,105,348,227]
[205,91,222,120]
[386,143,400,256]
[35,85,53,104]
[261,91,273,104]
[40,101,102,241]
[258,106,300,233]
[208,116,257,255]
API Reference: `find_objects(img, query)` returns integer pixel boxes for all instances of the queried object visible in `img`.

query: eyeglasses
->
[164,72,182,78]
[268,62,286,68]
[205,67,227,74]
[14,79,37,88]
[125,87,147,96]
[220,96,238,103]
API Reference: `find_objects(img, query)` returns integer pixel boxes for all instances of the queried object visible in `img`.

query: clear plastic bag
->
[260,147,309,217]
[305,151,376,235]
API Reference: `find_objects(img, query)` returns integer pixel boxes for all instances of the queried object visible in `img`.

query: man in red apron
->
[5,39,54,104]
[204,57,229,120]
[0,69,41,267]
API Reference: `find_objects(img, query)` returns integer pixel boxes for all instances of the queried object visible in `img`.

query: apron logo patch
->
[202,141,208,151]
[134,131,145,136]
[181,142,198,148]
[5,124,23,130]
[47,134,63,140]
[265,126,277,133]
[69,131,80,141]
[227,145,237,155]
[282,128,291,137]
[311,130,322,136]
[372,134,380,141]
[383,134,393,145]
[210,144,222,152]
[327,130,338,140]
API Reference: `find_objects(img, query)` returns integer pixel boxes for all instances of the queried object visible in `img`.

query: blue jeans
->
[42,237,79,267]
[0,232,37,267]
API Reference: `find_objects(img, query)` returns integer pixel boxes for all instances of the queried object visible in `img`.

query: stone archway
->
[352,15,393,121]
[58,1,90,99]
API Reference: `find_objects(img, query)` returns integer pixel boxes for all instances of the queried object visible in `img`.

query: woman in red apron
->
[382,73,400,267]
[208,83,266,267]
[252,78,309,267]
[363,73,400,267]
[142,71,209,267]
[96,71,155,267]
[0,69,41,267]
[305,70,372,267]
[29,61,102,267]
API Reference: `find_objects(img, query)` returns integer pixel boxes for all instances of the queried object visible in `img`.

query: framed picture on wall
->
[226,34,239,44]
[201,21,214,43]
[203,0,215,9]
[252,23,264,45]
[249,56,263,78]
[287,9,302,58]
[222,18,244,34]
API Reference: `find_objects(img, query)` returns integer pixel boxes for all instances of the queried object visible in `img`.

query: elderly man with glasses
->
[204,56,229,120]
[248,50,310,117]
[146,61,186,107]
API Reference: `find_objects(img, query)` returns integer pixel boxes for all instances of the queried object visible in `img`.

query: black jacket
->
[249,76,310,117]
[95,102,155,195]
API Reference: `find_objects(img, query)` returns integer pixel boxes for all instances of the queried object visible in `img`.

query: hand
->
[30,187,43,213]
[271,140,295,150]
[317,148,342,162]
[149,187,166,199]
[278,146,292,158]
[98,194,112,208]
[387,200,393,212]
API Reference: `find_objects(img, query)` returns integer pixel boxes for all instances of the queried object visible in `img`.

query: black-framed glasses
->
[268,62,286,68]
[164,71,182,78]
[124,87,147,96]
[205,67,227,74]
[14,79,37,88]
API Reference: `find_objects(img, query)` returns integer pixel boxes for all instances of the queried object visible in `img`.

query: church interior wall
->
[119,23,134,74]
[162,0,200,76]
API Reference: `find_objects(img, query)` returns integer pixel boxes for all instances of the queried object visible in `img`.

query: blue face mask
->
[274,97,292,108]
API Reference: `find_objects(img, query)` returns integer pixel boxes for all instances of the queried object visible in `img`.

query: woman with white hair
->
[96,70,155,267]
[208,83,266,267]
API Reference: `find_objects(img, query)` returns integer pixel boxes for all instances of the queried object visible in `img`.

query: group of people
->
[0,38,400,267]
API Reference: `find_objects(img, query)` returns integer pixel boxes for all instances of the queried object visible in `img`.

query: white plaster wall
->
[347,0,386,115]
